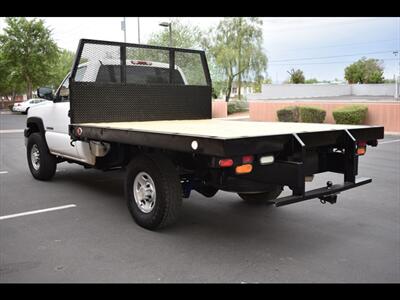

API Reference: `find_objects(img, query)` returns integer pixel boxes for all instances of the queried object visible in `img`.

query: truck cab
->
[27,59,188,165]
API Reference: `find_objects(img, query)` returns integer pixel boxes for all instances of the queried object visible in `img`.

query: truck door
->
[44,74,79,159]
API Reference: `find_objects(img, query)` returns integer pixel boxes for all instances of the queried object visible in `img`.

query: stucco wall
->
[249,100,400,133]
[212,100,227,118]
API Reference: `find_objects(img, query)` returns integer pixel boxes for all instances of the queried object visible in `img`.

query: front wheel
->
[125,153,182,230]
[27,133,57,180]
[238,185,283,205]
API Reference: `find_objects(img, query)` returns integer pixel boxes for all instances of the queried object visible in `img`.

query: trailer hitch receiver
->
[319,194,337,204]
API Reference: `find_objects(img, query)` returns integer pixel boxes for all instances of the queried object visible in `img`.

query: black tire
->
[27,133,57,180]
[25,107,29,114]
[238,185,283,205]
[125,153,182,230]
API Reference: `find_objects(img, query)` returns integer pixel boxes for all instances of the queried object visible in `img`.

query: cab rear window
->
[95,65,185,85]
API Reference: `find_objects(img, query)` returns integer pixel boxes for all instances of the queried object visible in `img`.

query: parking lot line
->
[379,139,400,145]
[0,129,24,133]
[0,204,77,221]
[0,171,9,174]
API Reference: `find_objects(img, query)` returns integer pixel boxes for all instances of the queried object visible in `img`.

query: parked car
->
[13,98,51,114]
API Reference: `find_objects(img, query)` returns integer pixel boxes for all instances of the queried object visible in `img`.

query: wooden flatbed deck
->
[70,119,384,157]
[76,119,370,139]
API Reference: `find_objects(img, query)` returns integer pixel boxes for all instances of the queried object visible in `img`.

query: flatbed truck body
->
[25,39,384,230]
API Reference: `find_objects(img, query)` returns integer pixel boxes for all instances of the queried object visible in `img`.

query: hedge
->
[299,106,326,123]
[332,105,368,125]
[277,105,326,123]
[276,106,300,122]
[227,100,249,115]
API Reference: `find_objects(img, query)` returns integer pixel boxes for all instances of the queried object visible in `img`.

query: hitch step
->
[274,177,371,207]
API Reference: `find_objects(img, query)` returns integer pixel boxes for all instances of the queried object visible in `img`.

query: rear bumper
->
[216,128,382,205]
[274,177,371,207]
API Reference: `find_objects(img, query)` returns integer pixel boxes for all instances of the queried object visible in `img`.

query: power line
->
[269,58,397,66]
[267,39,397,54]
[263,17,387,34]
[269,50,395,63]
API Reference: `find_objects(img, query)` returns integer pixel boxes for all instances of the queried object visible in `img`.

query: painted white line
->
[0,204,77,221]
[0,129,24,133]
[379,139,400,145]
[0,171,9,174]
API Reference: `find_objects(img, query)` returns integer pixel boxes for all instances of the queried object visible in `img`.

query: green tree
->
[0,49,25,105]
[204,17,267,102]
[47,49,75,89]
[252,74,271,93]
[147,18,202,49]
[305,78,319,84]
[142,19,213,86]
[344,57,384,84]
[0,17,59,98]
[287,69,305,84]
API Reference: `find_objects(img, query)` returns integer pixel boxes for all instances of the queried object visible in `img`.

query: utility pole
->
[394,50,399,100]
[396,17,400,100]
[121,17,126,43]
[159,22,172,47]
[137,17,141,44]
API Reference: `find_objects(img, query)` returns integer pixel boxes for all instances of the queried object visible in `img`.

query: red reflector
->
[75,127,83,136]
[357,147,366,155]
[357,140,367,155]
[219,158,233,167]
[242,155,254,164]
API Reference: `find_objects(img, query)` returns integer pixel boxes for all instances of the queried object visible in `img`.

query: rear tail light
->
[219,158,233,167]
[357,141,367,156]
[242,155,254,164]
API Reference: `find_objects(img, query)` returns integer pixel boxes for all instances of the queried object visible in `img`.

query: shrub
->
[299,106,326,123]
[332,105,368,125]
[276,106,300,122]
[227,100,249,115]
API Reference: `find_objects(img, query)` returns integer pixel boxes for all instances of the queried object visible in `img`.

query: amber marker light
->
[235,164,253,174]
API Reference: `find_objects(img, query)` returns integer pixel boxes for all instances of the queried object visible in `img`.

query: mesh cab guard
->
[69,39,212,124]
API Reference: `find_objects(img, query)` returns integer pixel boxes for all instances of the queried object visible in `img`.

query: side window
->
[59,76,70,101]
[75,66,87,81]
[57,66,87,102]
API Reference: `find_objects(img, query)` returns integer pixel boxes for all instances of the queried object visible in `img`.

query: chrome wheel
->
[31,144,40,170]
[133,172,156,213]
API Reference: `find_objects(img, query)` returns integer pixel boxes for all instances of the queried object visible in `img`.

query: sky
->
[0,17,399,83]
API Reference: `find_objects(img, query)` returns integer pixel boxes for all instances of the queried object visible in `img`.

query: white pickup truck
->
[25,39,384,230]
[26,59,188,167]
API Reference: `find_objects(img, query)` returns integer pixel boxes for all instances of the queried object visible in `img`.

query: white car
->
[13,98,51,114]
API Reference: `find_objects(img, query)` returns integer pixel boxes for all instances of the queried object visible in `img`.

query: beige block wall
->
[212,100,227,118]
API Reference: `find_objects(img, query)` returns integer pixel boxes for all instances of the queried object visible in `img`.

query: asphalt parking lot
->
[0,113,399,283]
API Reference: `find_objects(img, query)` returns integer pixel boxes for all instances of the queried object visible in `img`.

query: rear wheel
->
[125,153,182,230]
[27,133,57,180]
[238,185,283,205]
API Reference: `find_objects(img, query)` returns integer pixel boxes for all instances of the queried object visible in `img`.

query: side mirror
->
[37,87,54,100]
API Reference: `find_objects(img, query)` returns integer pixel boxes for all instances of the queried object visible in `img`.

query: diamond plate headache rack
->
[68,38,212,124]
